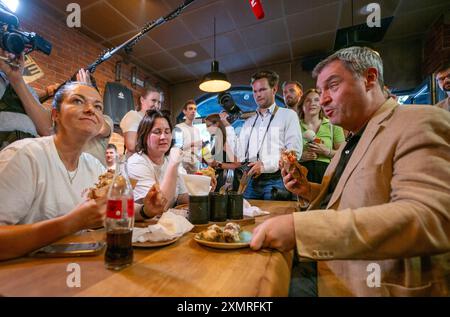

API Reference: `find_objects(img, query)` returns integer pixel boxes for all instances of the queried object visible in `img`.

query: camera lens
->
[220,94,230,105]
[218,93,232,107]
[218,92,238,114]
[2,32,25,55]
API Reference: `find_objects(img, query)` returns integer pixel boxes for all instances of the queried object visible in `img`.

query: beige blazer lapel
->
[326,99,398,209]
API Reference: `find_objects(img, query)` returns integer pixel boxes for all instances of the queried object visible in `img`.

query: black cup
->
[189,195,210,224]
[209,192,228,222]
[227,191,243,220]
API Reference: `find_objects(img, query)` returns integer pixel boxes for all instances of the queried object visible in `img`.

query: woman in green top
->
[298,88,345,183]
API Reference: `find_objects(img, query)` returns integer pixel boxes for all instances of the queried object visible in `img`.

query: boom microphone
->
[249,0,264,20]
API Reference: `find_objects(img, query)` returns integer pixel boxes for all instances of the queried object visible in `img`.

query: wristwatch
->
[217,162,223,169]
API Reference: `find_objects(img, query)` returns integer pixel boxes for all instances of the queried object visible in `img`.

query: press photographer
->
[0,4,52,149]
[222,70,302,200]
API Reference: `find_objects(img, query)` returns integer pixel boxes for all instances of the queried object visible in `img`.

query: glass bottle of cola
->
[104,156,134,270]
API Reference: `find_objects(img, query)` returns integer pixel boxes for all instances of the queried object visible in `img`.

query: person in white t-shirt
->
[0,82,107,261]
[105,143,118,171]
[120,86,162,155]
[127,110,188,220]
[173,100,202,174]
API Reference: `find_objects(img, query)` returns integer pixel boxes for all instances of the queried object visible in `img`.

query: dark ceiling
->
[32,0,450,84]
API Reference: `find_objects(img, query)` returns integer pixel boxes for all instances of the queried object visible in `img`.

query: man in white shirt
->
[120,86,162,155]
[282,80,303,114]
[105,143,118,171]
[225,70,302,200]
[173,100,202,174]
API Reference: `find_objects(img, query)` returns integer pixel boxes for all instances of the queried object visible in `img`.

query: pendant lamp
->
[199,17,231,93]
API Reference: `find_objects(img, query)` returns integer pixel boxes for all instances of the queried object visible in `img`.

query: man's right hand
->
[250,214,296,252]
[281,165,311,199]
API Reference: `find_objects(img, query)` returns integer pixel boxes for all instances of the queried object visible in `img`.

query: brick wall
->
[15,2,170,152]
[423,14,450,76]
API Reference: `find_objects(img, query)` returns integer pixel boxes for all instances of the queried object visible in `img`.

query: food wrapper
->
[132,211,193,243]
[182,174,211,196]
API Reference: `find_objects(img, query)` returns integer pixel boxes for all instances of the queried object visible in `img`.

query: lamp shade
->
[199,60,231,93]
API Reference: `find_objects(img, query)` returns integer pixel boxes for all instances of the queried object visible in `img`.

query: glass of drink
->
[189,195,210,224]
[105,158,134,270]
[209,192,227,222]
[227,191,243,220]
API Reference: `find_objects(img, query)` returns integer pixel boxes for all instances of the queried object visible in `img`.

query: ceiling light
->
[2,0,19,12]
[199,17,231,93]
[199,61,231,92]
[184,50,197,58]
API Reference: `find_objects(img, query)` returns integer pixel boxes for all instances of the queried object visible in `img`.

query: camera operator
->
[0,49,52,149]
[223,70,302,200]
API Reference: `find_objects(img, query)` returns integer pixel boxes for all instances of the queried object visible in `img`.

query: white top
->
[127,153,187,208]
[0,136,105,225]
[173,122,202,173]
[83,114,114,166]
[120,110,144,133]
[226,103,303,173]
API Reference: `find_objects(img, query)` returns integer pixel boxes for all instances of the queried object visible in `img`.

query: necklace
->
[55,146,80,185]
[66,168,79,184]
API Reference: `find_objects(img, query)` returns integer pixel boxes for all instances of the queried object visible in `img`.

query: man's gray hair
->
[312,46,384,88]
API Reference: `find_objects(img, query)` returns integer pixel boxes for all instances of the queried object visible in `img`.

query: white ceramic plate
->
[132,236,181,248]
[193,231,252,249]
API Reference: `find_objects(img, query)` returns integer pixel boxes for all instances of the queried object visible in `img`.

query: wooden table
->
[0,200,296,297]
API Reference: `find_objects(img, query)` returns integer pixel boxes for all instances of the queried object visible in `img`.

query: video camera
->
[0,6,52,57]
[218,91,242,124]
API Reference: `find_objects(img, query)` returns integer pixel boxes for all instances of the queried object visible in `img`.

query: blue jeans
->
[243,176,286,200]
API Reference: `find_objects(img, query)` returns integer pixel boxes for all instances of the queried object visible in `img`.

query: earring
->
[51,120,56,134]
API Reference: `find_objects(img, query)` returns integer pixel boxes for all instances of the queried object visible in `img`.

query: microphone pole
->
[40,0,196,102]
[86,0,196,73]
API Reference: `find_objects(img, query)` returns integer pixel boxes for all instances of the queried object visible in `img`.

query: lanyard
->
[245,105,279,161]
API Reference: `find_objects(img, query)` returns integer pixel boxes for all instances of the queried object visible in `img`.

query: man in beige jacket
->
[251,46,450,296]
